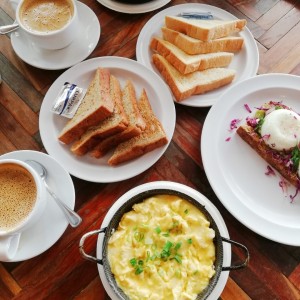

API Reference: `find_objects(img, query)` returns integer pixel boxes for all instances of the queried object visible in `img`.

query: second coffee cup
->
[11,0,79,50]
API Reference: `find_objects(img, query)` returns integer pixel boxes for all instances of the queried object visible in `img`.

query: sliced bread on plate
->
[165,16,247,41]
[152,53,236,102]
[150,36,233,74]
[90,80,146,158]
[108,89,168,166]
[70,75,128,156]
[58,68,115,144]
[162,27,244,55]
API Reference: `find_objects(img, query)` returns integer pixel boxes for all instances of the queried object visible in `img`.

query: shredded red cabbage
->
[229,118,241,131]
[265,166,275,176]
[225,137,231,142]
[244,103,252,113]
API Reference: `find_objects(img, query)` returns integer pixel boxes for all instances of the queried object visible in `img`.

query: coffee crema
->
[0,163,37,232]
[19,0,74,33]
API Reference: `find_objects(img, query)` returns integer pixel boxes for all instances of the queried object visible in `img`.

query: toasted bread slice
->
[70,75,128,156]
[108,89,168,166]
[237,125,299,187]
[165,16,246,41]
[150,36,233,74]
[162,27,244,55]
[58,68,115,144]
[152,53,235,102]
[90,80,146,159]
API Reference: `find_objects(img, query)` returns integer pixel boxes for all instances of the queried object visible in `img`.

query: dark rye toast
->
[237,101,300,188]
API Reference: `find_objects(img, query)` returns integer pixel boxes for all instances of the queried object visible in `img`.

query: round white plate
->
[39,56,175,183]
[96,181,231,300]
[11,2,100,70]
[136,3,259,107]
[201,73,300,246]
[0,150,75,262]
[97,0,170,14]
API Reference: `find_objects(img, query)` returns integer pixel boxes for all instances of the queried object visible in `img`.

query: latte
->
[0,163,37,232]
[19,0,74,33]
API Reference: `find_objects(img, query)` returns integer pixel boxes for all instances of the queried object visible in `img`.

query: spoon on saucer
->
[0,23,19,35]
[25,160,82,228]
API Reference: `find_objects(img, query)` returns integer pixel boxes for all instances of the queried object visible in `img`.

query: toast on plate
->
[58,68,115,144]
[70,75,128,156]
[90,80,146,158]
[165,16,247,41]
[150,36,233,74]
[161,27,244,55]
[152,53,235,102]
[108,89,168,166]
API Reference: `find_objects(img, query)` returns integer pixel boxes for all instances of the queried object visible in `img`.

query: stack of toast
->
[58,68,168,166]
[150,15,247,102]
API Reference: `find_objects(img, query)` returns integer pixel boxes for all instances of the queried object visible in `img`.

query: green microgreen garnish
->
[154,226,161,234]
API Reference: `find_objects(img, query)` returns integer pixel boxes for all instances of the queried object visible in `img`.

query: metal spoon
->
[25,160,82,228]
[0,23,19,35]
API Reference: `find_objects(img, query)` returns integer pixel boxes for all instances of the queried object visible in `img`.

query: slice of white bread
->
[58,68,115,144]
[152,53,235,102]
[90,80,146,159]
[162,27,244,55]
[165,16,247,41]
[108,89,168,166]
[237,125,299,187]
[70,75,128,156]
[150,36,233,74]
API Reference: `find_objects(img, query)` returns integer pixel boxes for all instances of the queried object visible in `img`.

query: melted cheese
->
[107,195,216,300]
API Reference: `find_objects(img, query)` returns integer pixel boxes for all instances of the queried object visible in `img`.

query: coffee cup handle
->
[0,233,21,261]
[9,0,20,13]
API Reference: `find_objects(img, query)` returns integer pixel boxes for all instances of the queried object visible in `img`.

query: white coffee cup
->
[0,159,47,261]
[10,0,79,50]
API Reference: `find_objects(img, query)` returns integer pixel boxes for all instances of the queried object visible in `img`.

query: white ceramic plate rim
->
[0,150,75,262]
[11,2,100,70]
[201,73,300,246]
[136,3,259,107]
[96,181,231,300]
[97,0,170,14]
[39,56,175,183]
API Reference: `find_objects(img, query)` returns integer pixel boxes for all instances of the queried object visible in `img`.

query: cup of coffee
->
[10,0,79,50]
[0,159,46,261]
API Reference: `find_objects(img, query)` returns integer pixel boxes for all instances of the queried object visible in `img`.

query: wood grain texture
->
[0,0,300,299]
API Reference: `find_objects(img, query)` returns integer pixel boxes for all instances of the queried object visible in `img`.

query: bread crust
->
[237,125,299,187]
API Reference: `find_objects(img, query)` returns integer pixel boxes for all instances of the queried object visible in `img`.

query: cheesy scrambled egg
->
[108,195,216,300]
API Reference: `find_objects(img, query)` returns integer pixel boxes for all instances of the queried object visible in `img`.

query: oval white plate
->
[0,150,75,262]
[97,0,170,14]
[96,181,231,300]
[201,73,300,246]
[11,2,100,70]
[40,56,175,183]
[136,3,259,107]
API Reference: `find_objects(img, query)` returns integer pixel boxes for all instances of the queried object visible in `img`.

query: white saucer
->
[97,0,170,14]
[97,181,231,300]
[0,150,75,262]
[10,2,100,70]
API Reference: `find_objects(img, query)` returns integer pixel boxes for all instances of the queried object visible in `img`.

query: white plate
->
[201,73,300,246]
[97,0,170,14]
[11,2,100,70]
[0,150,75,262]
[97,181,231,300]
[136,3,259,107]
[40,56,175,183]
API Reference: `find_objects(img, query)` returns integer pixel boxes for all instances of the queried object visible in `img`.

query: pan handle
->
[221,237,250,271]
[79,227,107,265]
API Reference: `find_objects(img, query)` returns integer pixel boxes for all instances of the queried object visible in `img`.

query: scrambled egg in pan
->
[108,195,216,300]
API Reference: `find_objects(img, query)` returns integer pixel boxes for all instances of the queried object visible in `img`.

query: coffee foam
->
[0,163,37,232]
[20,0,73,33]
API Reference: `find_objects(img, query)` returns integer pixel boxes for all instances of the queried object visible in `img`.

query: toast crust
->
[237,125,299,187]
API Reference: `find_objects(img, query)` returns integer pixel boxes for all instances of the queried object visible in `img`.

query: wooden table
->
[1,0,300,299]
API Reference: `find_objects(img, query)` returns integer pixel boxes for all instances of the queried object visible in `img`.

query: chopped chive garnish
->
[155,226,161,234]
[187,238,192,244]
[173,254,182,264]
[174,242,182,251]
[184,209,189,214]
[162,232,170,237]
[130,258,137,266]
[135,266,143,275]
[134,231,144,242]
